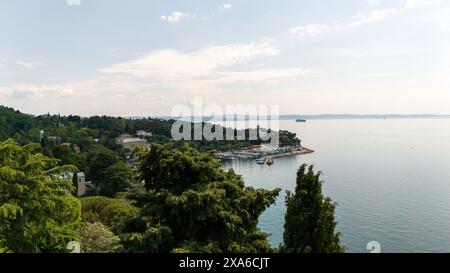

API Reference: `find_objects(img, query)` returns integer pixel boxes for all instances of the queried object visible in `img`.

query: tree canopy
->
[0,106,344,254]
[282,164,344,253]
[0,139,82,253]
[125,144,281,253]
[81,195,140,233]
[79,222,121,253]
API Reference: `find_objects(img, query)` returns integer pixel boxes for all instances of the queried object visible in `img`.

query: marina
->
[217,145,314,165]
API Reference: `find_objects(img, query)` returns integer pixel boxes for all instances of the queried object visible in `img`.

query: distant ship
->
[296,119,306,122]
[266,158,274,165]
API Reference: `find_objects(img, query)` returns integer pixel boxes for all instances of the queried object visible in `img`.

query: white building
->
[73,172,87,197]
[136,130,152,137]
[116,134,149,150]
[72,172,95,197]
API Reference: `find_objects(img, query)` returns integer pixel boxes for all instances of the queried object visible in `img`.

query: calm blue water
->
[221,119,450,253]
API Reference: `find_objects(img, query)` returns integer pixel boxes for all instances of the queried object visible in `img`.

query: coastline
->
[265,147,314,161]
[218,146,314,162]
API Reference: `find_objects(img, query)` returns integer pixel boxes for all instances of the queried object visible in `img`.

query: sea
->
[220,119,450,253]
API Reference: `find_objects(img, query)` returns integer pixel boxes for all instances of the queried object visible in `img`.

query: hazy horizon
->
[1,0,450,116]
[4,104,450,119]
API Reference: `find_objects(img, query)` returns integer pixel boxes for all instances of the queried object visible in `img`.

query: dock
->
[218,146,314,165]
[264,147,314,162]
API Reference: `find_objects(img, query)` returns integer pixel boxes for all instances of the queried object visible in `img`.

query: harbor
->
[217,145,314,165]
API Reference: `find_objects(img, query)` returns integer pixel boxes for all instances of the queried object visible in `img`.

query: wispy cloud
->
[160,11,187,23]
[220,3,232,12]
[161,3,233,24]
[366,0,382,6]
[351,8,398,26]
[404,0,443,9]
[100,41,281,81]
[288,24,331,38]
[15,60,42,69]
[66,0,81,6]
[287,0,446,40]
[0,84,51,99]
[1,41,309,108]
[216,68,310,84]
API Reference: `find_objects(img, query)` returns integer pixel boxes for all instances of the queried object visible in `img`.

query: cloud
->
[160,11,187,23]
[97,41,311,104]
[162,4,232,23]
[405,0,429,9]
[0,79,153,101]
[66,0,81,6]
[351,8,398,26]
[1,85,50,99]
[287,0,446,38]
[59,88,75,97]
[15,61,41,69]
[100,41,280,81]
[216,68,311,83]
[9,90,38,99]
[404,0,444,9]
[220,3,232,11]
[0,41,309,111]
[288,24,331,38]
[366,0,382,5]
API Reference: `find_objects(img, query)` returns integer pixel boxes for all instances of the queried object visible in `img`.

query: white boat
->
[256,158,266,164]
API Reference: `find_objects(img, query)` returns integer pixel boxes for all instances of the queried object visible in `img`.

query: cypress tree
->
[282,164,344,253]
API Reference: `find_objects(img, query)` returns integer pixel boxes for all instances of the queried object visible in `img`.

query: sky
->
[1,0,450,116]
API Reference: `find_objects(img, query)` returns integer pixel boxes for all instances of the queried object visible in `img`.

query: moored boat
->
[256,158,266,164]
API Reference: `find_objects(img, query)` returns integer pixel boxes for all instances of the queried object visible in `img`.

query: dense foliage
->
[0,106,344,253]
[281,164,344,253]
[85,146,136,197]
[0,107,38,144]
[80,196,140,233]
[79,222,121,253]
[0,139,81,253]
[279,130,301,147]
[125,144,281,253]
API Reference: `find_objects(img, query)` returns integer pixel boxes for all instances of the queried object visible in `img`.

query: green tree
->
[80,196,140,233]
[86,146,120,186]
[98,161,134,197]
[281,164,344,253]
[0,139,81,253]
[127,144,281,253]
[50,145,87,171]
[79,222,121,253]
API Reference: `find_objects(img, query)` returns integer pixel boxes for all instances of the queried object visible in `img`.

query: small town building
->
[116,134,149,150]
[136,130,153,138]
[72,172,94,197]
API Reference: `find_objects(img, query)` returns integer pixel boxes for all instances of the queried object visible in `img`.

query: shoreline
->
[264,147,314,162]
[218,146,314,162]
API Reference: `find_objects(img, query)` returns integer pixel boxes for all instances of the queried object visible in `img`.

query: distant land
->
[153,114,450,121]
